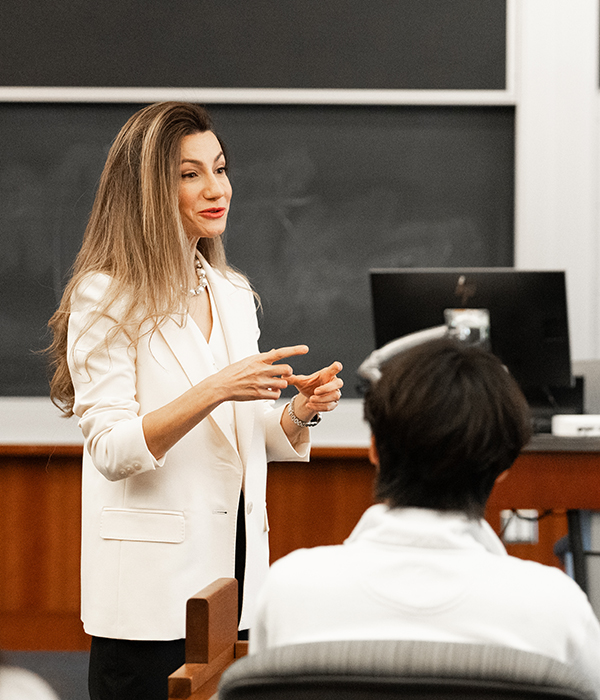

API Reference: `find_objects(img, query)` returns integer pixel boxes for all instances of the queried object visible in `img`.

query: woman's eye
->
[216,165,228,175]
[181,171,197,179]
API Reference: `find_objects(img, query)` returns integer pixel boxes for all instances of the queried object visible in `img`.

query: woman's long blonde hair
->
[48,102,231,416]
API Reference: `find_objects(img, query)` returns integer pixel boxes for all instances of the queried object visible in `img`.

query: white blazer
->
[68,259,310,641]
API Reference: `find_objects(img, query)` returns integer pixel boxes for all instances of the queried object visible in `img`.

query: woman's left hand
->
[288,361,343,418]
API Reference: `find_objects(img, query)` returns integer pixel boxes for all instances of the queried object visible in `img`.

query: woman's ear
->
[368,435,380,468]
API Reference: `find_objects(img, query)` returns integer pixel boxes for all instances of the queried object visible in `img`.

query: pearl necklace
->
[190,257,208,295]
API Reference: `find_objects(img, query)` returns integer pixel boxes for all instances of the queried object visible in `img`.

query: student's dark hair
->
[363,338,532,519]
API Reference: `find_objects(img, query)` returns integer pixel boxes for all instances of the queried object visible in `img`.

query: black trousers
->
[88,636,185,700]
[88,493,247,699]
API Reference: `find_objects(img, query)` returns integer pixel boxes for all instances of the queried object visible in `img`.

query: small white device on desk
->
[552,414,600,437]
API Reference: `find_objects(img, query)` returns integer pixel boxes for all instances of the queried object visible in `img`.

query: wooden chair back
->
[168,578,248,700]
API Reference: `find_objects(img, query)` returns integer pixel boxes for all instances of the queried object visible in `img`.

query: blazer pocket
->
[100,507,185,544]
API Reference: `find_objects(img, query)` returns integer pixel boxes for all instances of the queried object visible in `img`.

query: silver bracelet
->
[288,395,321,428]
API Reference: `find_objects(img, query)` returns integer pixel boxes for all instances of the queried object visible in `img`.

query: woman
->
[48,102,342,700]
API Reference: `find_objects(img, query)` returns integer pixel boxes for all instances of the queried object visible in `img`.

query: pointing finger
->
[263,345,309,364]
[322,361,343,379]
[288,361,343,393]
[311,361,343,386]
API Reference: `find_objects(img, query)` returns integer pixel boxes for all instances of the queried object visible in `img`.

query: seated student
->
[250,338,600,694]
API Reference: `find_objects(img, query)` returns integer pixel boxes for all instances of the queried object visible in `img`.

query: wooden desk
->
[2,436,599,650]
[486,435,600,567]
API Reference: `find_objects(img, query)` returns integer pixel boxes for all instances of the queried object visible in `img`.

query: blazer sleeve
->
[68,274,164,482]
[263,402,310,462]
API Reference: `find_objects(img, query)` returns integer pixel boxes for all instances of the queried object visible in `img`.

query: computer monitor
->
[369,268,573,390]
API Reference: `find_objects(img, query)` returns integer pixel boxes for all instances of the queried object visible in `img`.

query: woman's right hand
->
[210,345,309,402]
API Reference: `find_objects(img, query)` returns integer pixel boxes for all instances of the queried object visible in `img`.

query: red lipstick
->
[200,207,226,219]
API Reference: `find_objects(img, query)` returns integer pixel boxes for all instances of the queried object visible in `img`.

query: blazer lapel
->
[202,260,257,469]
[157,299,240,457]
[158,315,214,387]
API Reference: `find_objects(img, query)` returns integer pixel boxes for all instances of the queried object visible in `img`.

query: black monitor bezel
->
[370,268,572,389]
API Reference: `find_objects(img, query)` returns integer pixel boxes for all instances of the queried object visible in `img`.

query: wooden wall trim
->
[0,444,83,458]
[0,435,599,461]
[309,446,369,460]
